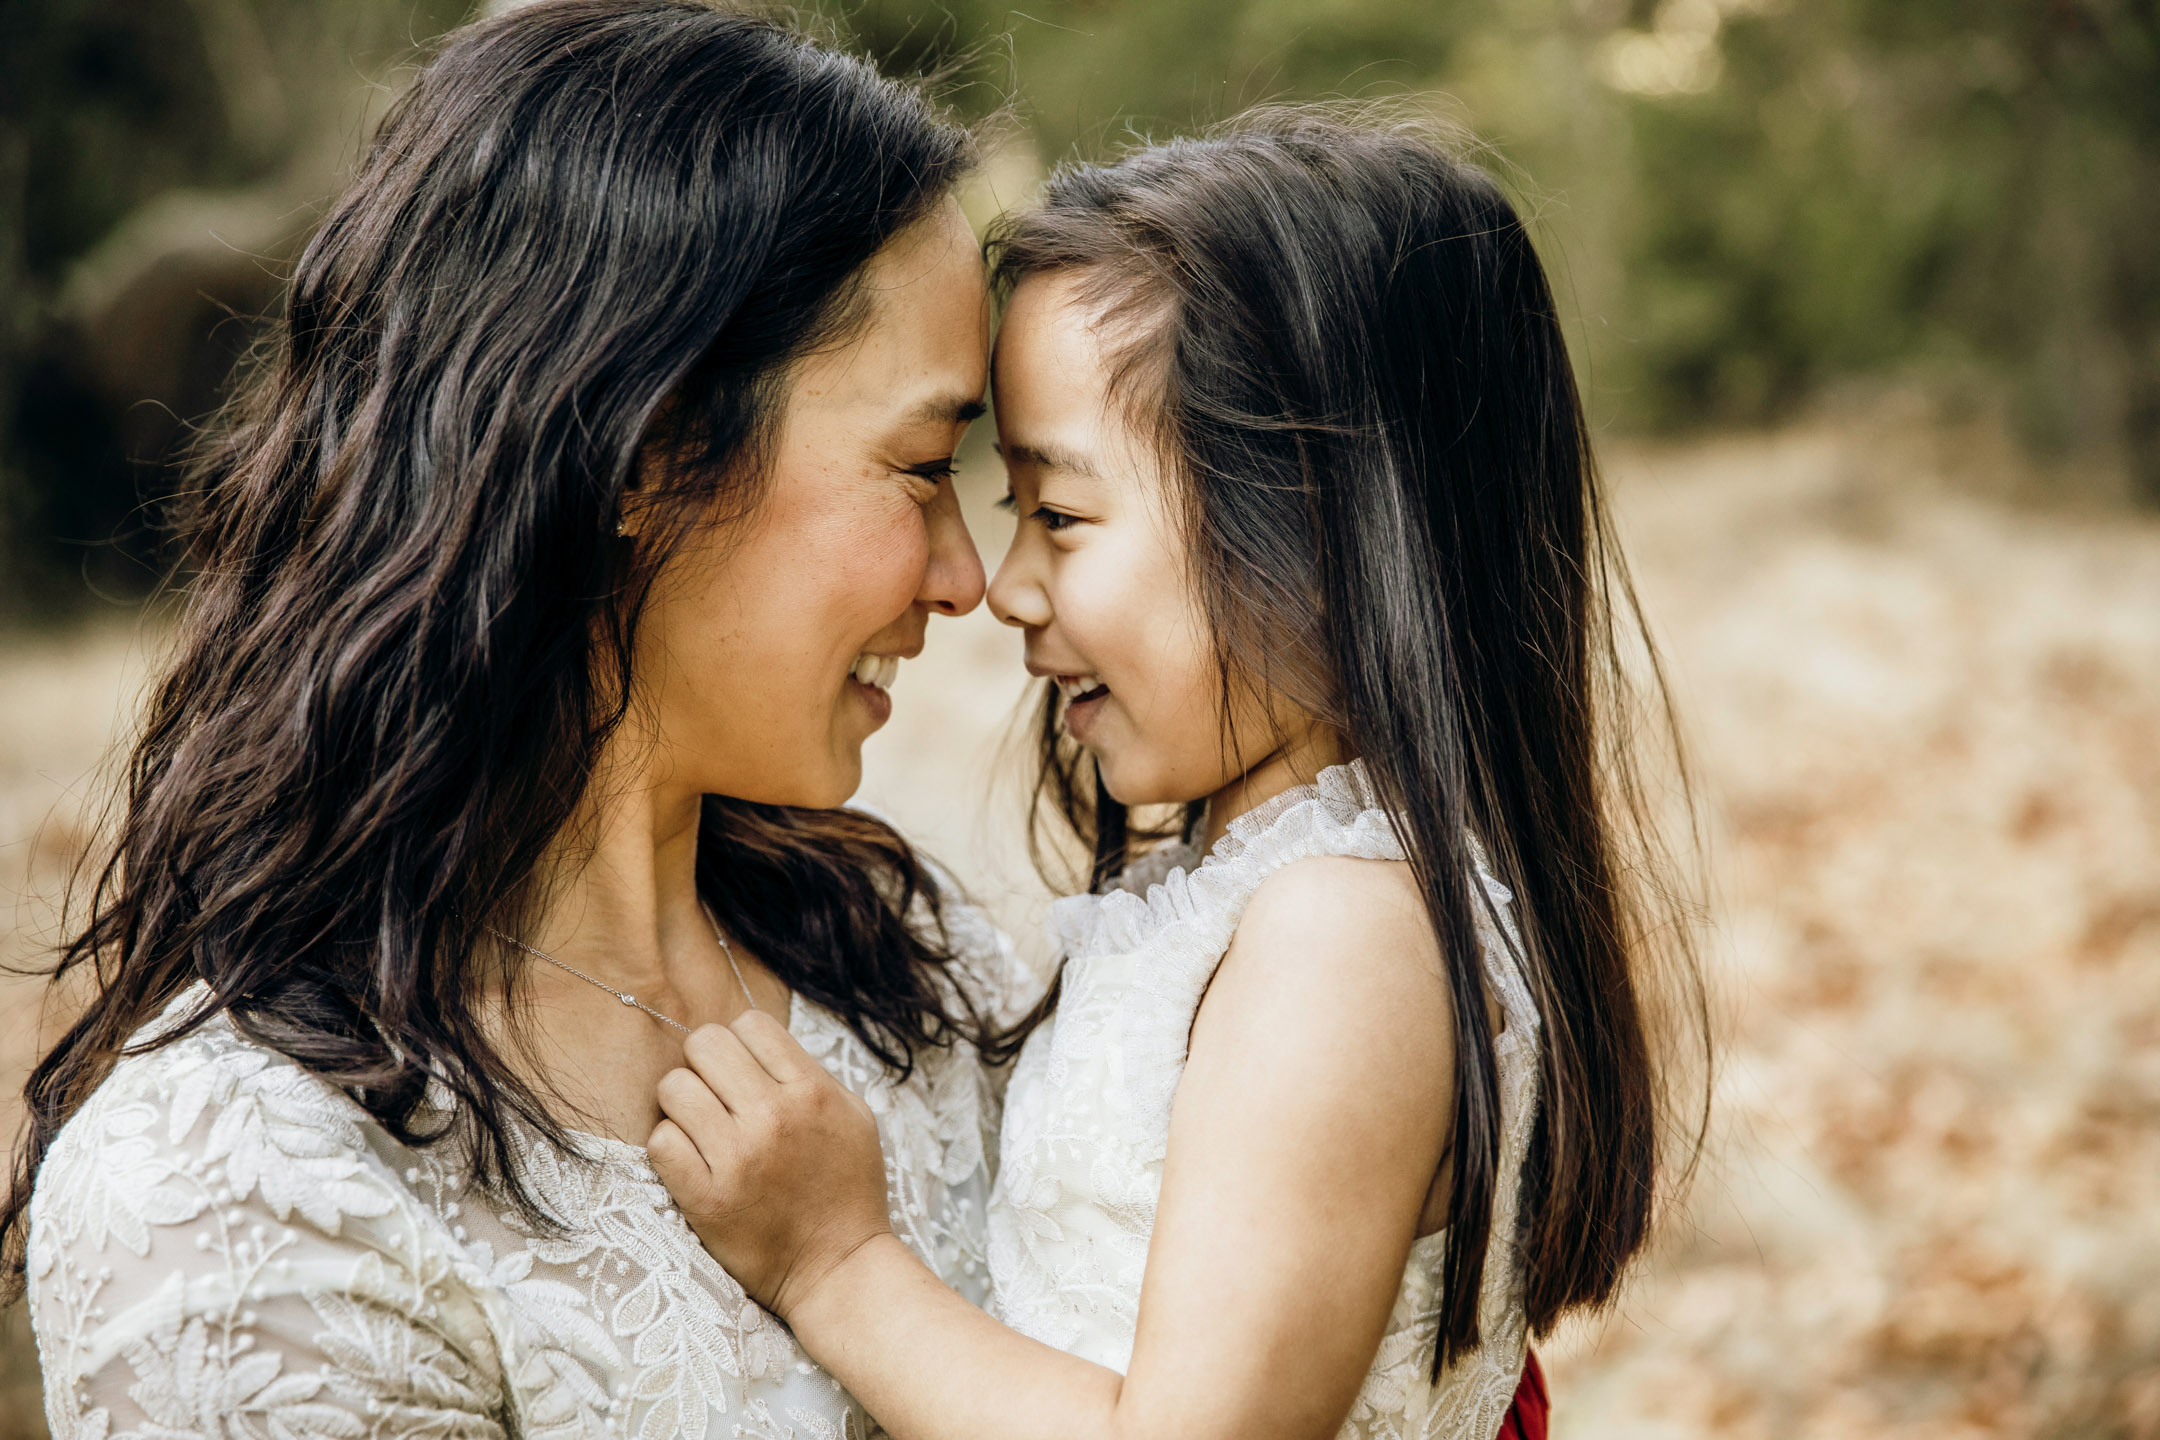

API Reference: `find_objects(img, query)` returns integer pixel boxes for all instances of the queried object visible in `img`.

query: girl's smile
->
[989,271,1340,823]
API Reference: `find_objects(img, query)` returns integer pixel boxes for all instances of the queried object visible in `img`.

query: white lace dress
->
[28,899,1024,1440]
[985,760,1541,1440]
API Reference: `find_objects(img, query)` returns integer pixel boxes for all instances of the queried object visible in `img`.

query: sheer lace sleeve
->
[932,880,1042,1037]
[28,1018,506,1440]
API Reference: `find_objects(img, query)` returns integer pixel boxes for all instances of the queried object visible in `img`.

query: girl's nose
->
[987,534,1051,629]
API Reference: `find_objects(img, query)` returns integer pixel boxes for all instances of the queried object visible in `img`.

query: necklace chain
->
[488,904,758,1037]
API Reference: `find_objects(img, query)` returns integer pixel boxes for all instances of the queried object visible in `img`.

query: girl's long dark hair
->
[992,110,1707,1369]
[3,0,998,1288]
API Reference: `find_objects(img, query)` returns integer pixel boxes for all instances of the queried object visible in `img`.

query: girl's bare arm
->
[651,855,1457,1440]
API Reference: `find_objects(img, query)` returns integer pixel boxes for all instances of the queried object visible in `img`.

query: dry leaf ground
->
[0,420,2152,1437]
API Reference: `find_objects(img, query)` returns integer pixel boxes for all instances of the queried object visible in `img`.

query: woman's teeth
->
[850,653,900,691]
[1055,674,1109,702]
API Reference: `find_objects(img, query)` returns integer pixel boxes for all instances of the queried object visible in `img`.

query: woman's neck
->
[497,763,781,1144]
[1199,725,1349,853]
[522,728,785,1023]
[527,778,709,1000]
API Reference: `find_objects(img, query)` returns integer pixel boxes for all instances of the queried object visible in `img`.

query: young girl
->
[649,110,1698,1440]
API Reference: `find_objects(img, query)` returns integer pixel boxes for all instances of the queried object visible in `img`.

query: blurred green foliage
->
[1613,0,2160,463]
[833,0,2160,488]
[2,0,2156,616]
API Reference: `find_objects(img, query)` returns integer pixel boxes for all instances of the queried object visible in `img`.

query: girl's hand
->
[648,1010,892,1318]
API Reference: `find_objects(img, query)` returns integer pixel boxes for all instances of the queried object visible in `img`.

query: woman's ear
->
[620,395,683,539]
[617,460,649,539]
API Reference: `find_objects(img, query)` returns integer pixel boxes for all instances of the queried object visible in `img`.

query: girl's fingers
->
[682,1021,780,1111]
[730,1008,823,1085]
[647,1116,708,1179]
[655,1065,736,1163]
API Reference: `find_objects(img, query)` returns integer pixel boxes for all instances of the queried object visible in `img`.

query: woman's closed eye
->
[897,459,957,505]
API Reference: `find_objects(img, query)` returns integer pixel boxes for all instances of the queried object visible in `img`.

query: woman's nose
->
[921,489,986,617]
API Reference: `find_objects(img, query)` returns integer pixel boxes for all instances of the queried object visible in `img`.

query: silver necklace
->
[489,904,758,1037]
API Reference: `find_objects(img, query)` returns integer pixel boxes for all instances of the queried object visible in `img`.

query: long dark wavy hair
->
[2,0,1002,1289]
[992,110,1708,1370]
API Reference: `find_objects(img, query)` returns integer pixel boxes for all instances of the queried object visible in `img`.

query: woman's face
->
[987,272,1298,808]
[634,200,990,809]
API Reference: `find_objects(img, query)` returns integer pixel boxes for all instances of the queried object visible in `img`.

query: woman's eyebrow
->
[904,394,988,426]
[992,440,1102,479]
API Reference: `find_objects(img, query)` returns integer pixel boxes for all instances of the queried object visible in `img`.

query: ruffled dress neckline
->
[1048,758,1432,964]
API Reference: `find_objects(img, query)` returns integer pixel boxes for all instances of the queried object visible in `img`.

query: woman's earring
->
[615,516,629,538]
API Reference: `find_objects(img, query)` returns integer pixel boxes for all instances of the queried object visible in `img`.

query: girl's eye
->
[994,492,1078,533]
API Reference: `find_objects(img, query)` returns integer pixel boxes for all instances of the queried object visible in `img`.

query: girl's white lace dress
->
[985,760,1541,1440]
[29,900,1022,1440]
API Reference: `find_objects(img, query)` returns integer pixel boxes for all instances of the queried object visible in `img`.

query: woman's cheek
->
[835,494,932,619]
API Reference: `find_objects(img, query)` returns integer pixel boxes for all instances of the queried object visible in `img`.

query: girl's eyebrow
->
[992,439,1102,480]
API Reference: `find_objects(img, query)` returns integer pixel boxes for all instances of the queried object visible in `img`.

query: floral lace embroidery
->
[29,894,1024,1440]
[987,760,1541,1440]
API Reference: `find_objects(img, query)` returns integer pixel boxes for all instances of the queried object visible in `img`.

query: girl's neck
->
[1199,725,1350,853]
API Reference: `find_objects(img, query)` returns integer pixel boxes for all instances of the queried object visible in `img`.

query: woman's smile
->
[848,651,904,726]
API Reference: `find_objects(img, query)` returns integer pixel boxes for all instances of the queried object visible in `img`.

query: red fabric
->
[1496,1349,1550,1440]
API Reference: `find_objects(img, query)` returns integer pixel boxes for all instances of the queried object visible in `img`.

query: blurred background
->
[2,0,2157,1435]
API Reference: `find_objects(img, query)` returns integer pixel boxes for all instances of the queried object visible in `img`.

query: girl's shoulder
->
[1036,760,1534,1089]
[1209,852,1450,1056]
[1048,759,1411,969]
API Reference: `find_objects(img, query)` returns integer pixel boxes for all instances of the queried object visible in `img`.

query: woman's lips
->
[849,674,893,726]
[848,652,900,727]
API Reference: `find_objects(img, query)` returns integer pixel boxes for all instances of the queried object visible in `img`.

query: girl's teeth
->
[1055,675,1105,700]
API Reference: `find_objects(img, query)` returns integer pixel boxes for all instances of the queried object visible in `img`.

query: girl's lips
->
[848,675,893,726]
[1063,685,1109,740]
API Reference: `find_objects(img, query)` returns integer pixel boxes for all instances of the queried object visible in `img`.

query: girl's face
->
[988,272,1325,810]
[632,200,990,810]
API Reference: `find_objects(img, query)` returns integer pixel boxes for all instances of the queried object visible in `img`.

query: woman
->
[6,3,1020,1436]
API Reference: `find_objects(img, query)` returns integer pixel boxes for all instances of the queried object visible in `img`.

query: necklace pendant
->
[620,994,637,1006]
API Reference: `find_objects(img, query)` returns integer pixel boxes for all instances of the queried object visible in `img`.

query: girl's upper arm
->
[1120,855,1458,1440]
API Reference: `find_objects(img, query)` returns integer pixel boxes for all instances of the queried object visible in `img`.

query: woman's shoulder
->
[33,987,409,1257]
[28,989,509,1438]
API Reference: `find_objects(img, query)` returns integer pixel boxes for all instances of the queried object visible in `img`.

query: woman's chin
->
[705,736,865,811]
